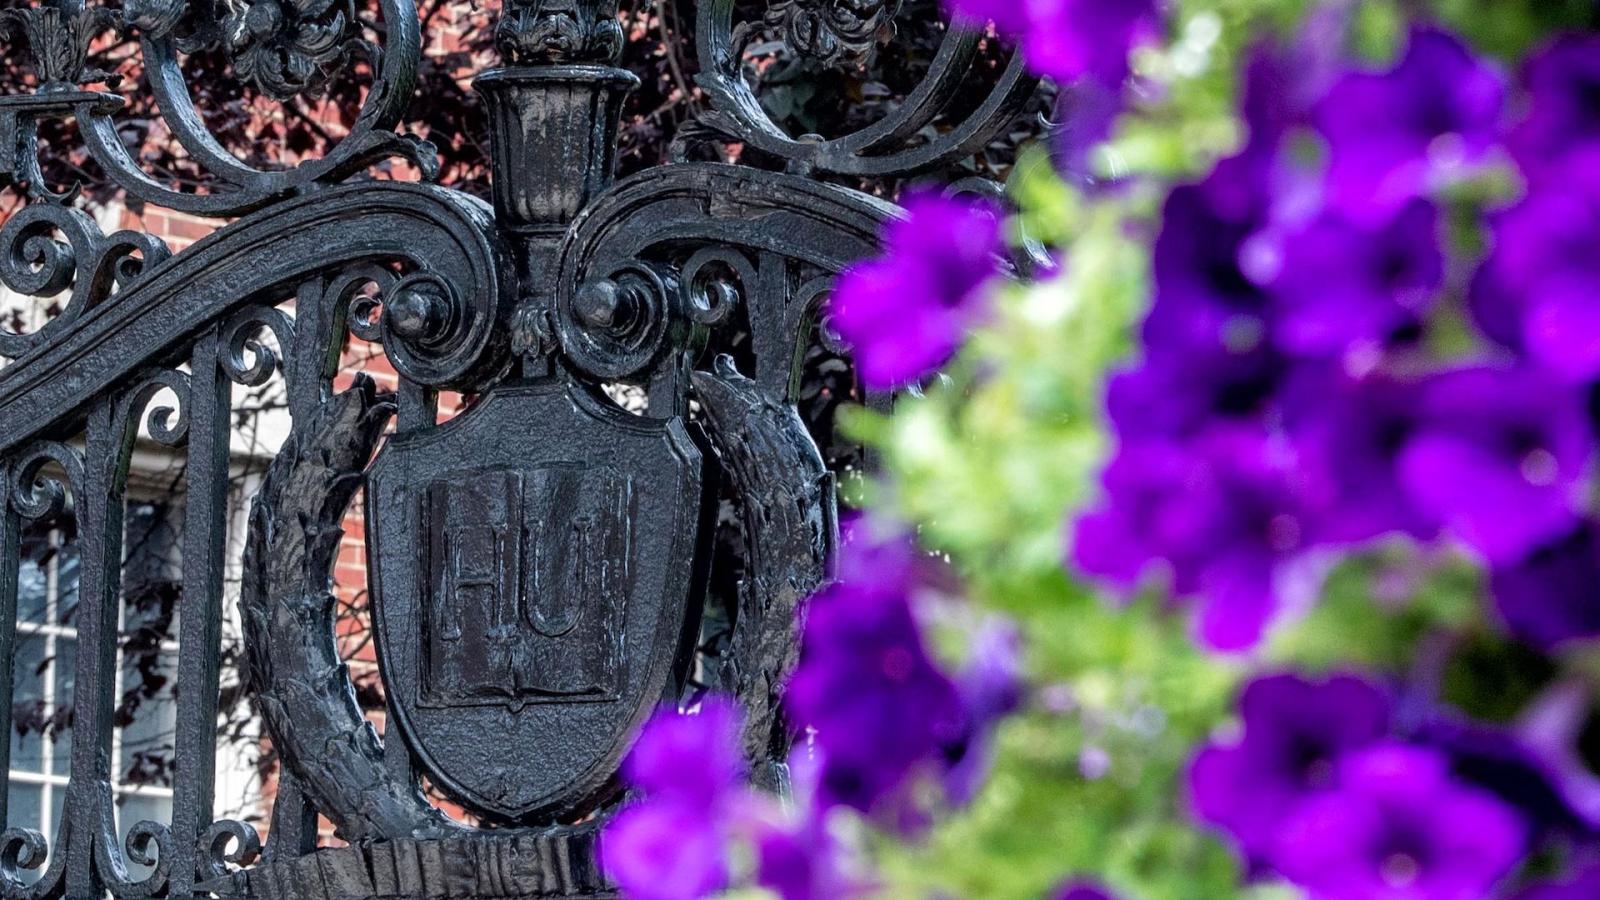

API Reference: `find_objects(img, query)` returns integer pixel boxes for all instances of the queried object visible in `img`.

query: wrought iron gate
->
[0,0,1035,895]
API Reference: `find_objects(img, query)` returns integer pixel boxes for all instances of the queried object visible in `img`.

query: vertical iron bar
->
[383,380,434,786]
[64,397,127,897]
[0,461,17,828]
[166,329,232,896]
[396,381,437,432]
[290,278,327,426]
[752,251,792,397]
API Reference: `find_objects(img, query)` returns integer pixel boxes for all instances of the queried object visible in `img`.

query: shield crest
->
[366,376,711,823]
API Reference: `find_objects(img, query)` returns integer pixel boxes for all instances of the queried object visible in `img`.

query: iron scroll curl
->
[693,0,1040,176]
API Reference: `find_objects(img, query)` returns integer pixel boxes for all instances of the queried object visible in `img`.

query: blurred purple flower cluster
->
[827,0,1165,387]
[1191,674,1533,897]
[1074,26,1600,653]
[828,192,1004,389]
[601,517,1022,898]
[600,697,868,900]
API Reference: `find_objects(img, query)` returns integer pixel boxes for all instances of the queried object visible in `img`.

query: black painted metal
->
[0,0,1035,895]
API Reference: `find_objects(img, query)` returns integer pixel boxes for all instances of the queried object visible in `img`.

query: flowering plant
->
[603,1,1600,897]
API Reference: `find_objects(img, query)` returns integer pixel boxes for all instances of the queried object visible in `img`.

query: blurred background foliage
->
[845,0,1600,895]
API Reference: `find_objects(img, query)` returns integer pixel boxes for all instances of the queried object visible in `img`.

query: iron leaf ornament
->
[0,2,116,87]
[220,0,357,100]
[494,0,624,65]
[0,0,1038,892]
[765,0,905,67]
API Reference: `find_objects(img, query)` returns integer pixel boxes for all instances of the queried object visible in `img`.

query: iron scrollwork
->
[0,0,431,214]
[0,203,170,359]
[765,0,904,66]
[693,0,1039,175]
[0,0,1037,893]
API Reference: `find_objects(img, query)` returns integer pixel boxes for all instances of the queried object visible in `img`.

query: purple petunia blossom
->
[1106,153,1286,443]
[753,813,866,900]
[1274,743,1526,900]
[601,699,746,900]
[1470,186,1600,382]
[1396,366,1593,565]
[828,193,1002,390]
[1315,27,1504,221]
[1490,522,1600,649]
[1281,369,1436,546]
[600,803,729,900]
[1416,711,1598,839]
[1103,345,1283,444]
[1189,673,1390,858]
[944,0,1160,87]
[1508,35,1600,193]
[784,517,969,829]
[1262,199,1443,359]
[621,696,745,807]
[1144,154,1275,360]
[1074,428,1308,650]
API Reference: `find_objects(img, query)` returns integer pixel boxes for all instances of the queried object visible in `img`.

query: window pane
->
[118,649,177,789]
[16,530,48,624]
[10,633,47,774]
[6,780,41,832]
[123,504,180,639]
[117,502,180,791]
[54,541,79,628]
[49,638,73,774]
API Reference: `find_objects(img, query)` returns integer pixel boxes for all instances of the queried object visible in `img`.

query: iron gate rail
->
[0,0,1036,895]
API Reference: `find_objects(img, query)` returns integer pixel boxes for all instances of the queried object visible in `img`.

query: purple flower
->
[601,802,729,900]
[1074,429,1307,650]
[1274,743,1526,900]
[1109,156,1286,442]
[1508,35,1600,193]
[1189,673,1390,858]
[785,518,968,828]
[753,812,868,900]
[829,193,1002,389]
[602,699,747,900]
[944,0,1160,87]
[1049,78,1124,186]
[1490,522,1600,649]
[1145,156,1274,359]
[1470,187,1600,381]
[1281,369,1437,545]
[1415,713,1596,839]
[622,697,745,809]
[1262,199,1442,358]
[1396,366,1593,565]
[1315,27,1505,220]
[1103,343,1282,444]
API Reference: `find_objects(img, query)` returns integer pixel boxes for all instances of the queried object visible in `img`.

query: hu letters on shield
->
[419,466,631,709]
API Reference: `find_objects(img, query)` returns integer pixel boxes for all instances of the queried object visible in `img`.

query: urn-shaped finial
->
[476,65,638,234]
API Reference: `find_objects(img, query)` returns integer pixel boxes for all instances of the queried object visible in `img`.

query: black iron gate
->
[0,0,1035,895]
